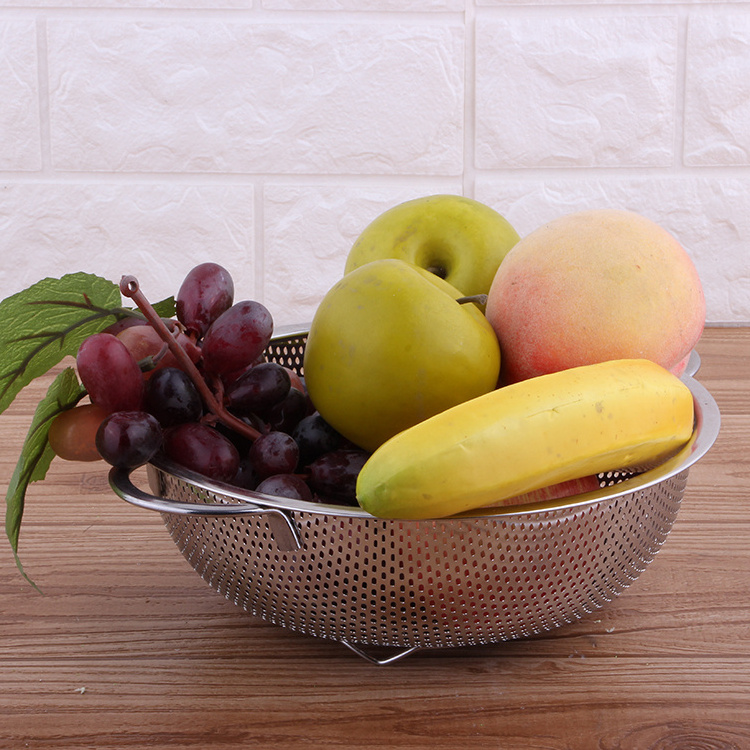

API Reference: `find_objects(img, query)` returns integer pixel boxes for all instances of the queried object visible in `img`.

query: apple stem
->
[456,294,488,308]
[426,264,448,279]
[119,275,262,443]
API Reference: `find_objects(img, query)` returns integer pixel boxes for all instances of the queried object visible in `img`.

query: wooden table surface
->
[1,326,748,750]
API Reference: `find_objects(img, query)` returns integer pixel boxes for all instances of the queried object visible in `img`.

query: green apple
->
[344,194,520,298]
[303,259,501,453]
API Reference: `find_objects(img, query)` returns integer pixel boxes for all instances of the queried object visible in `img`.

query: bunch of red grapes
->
[48,263,369,505]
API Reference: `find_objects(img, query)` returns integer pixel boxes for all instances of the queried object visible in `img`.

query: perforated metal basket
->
[109,326,720,663]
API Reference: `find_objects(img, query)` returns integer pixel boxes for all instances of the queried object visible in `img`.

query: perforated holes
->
[155,462,688,649]
[264,335,306,374]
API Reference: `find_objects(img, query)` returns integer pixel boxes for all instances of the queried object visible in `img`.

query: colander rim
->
[146,326,720,522]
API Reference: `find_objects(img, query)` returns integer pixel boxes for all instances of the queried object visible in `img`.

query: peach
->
[485,209,706,383]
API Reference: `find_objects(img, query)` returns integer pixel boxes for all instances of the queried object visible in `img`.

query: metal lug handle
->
[108,466,302,552]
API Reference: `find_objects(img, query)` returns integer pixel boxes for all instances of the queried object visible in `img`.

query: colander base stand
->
[341,642,421,664]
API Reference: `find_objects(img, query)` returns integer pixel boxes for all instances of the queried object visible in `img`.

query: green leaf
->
[5,367,85,588]
[0,271,177,588]
[0,273,122,415]
[152,296,176,319]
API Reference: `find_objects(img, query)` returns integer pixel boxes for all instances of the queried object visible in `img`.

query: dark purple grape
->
[201,300,274,378]
[248,431,299,479]
[261,387,308,434]
[292,412,344,467]
[163,422,240,482]
[225,362,291,415]
[144,367,203,427]
[233,457,261,491]
[256,474,313,503]
[217,413,267,455]
[175,262,234,338]
[77,332,144,414]
[95,411,162,469]
[307,449,370,505]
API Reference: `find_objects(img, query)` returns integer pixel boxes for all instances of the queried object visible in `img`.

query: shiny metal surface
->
[144,468,686,649]
[109,330,720,654]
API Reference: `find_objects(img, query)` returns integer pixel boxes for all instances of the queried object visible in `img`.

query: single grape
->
[103,317,148,336]
[117,323,159,363]
[163,422,240,483]
[48,403,109,462]
[175,262,234,338]
[117,323,201,377]
[225,362,291,415]
[292,412,344,467]
[248,431,299,479]
[233,457,261,491]
[95,411,163,469]
[201,300,273,378]
[106,316,179,337]
[144,367,203,427]
[261,387,308,434]
[255,474,313,503]
[307,449,370,505]
[283,367,305,393]
[216,413,267,456]
[77,332,145,414]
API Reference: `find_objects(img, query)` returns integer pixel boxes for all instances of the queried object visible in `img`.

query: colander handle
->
[108,467,303,551]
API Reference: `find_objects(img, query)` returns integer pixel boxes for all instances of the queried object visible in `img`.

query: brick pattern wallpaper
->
[0,3,747,326]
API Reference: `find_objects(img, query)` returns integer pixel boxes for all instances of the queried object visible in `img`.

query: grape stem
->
[119,275,262,442]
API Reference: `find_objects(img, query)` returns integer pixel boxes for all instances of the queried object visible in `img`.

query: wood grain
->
[1,327,748,750]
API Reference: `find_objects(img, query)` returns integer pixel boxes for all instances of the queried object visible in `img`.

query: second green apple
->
[303,259,501,453]
[344,194,520,298]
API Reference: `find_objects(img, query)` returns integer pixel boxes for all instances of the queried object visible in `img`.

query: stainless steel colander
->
[109,326,720,663]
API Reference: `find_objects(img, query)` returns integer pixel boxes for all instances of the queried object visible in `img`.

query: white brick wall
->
[0,3,748,326]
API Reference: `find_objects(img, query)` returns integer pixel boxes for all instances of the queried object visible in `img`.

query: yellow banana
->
[356,359,694,519]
